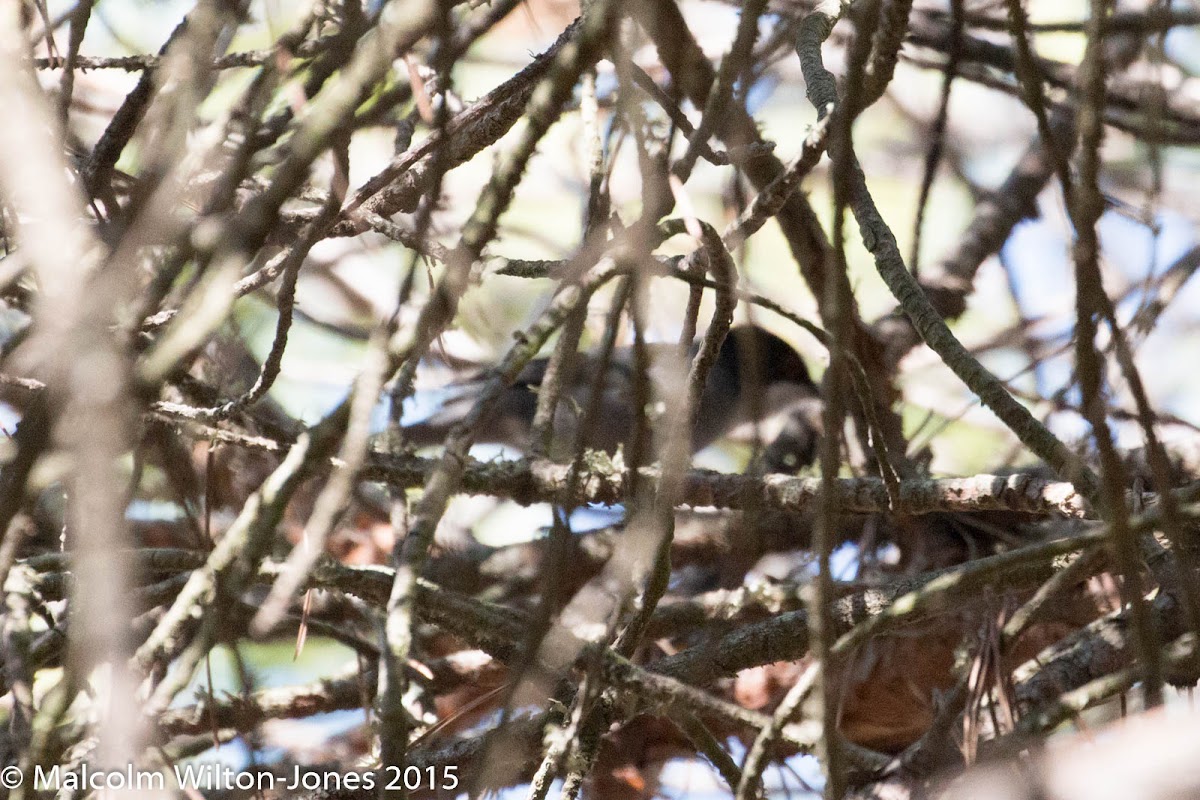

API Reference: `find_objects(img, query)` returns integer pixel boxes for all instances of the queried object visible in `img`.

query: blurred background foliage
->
[60,0,1200,478]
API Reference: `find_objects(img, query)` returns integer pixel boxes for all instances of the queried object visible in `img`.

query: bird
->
[400,325,822,465]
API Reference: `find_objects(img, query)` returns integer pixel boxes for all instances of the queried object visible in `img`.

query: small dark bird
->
[402,325,822,465]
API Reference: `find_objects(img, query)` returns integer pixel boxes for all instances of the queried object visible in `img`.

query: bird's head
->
[718,325,815,392]
[703,326,822,468]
